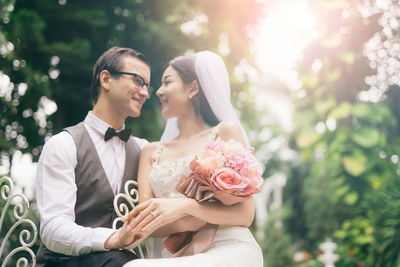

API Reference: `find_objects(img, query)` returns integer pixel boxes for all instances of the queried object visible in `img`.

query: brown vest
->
[36,122,141,264]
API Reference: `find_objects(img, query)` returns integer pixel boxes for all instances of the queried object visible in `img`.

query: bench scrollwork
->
[0,176,38,267]
[113,180,150,259]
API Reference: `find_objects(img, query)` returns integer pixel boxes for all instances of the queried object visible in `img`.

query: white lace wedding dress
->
[124,128,263,267]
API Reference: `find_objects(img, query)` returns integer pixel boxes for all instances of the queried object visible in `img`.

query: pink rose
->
[210,168,249,193]
[244,176,263,194]
[210,168,258,205]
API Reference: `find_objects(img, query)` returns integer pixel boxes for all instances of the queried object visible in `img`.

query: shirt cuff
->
[92,227,117,251]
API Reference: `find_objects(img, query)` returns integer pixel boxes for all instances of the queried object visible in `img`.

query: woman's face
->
[156,66,192,118]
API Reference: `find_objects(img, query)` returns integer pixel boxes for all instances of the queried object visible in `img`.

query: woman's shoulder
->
[215,121,246,145]
[141,141,160,155]
[216,121,242,136]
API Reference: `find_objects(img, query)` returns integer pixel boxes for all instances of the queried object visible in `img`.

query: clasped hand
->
[115,198,195,249]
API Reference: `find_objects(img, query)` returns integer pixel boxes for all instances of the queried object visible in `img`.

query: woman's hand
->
[150,215,208,238]
[174,215,208,232]
[125,198,196,237]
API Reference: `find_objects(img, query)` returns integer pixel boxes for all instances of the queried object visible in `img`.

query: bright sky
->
[253,0,317,89]
[249,0,318,133]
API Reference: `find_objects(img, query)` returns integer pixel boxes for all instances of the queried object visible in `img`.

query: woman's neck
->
[177,113,209,140]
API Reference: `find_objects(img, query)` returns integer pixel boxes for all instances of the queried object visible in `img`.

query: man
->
[36,46,151,266]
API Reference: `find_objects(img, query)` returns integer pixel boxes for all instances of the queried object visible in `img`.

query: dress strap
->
[208,123,221,141]
[152,142,164,167]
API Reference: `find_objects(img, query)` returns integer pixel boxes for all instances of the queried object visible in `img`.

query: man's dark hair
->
[90,46,149,104]
[169,56,219,127]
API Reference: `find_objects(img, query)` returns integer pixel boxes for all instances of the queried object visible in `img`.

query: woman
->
[124,51,263,266]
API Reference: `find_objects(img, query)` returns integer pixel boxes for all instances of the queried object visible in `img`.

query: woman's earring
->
[189,95,192,100]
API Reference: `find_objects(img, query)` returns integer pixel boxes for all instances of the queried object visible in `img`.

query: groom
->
[35,46,152,266]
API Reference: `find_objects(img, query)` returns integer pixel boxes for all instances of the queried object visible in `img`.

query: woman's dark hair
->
[90,46,149,104]
[169,56,219,126]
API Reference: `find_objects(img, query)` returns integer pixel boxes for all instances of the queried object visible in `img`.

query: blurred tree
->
[0,0,263,159]
[283,0,400,266]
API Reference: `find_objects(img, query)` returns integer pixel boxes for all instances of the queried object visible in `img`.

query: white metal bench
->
[0,177,149,267]
[0,176,38,267]
[112,180,151,259]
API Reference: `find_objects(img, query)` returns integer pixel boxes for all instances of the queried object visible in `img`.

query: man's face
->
[108,56,151,118]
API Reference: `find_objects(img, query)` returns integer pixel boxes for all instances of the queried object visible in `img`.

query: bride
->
[123,51,263,266]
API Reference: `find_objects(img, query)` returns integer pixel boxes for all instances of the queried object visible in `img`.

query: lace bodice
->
[149,125,220,198]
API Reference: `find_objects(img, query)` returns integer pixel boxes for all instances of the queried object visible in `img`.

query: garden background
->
[1,0,400,266]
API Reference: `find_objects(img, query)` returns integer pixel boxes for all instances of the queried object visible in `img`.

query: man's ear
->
[99,70,112,91]
[188,80,200,98]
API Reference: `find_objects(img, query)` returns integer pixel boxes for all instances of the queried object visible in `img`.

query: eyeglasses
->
[109,71,153,97]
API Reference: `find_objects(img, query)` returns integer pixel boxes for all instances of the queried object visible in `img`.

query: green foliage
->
[260,208,294,267]
[370,166,400,266]
[282,0,400,266]
[333,217,375,264]
[1,0,263,156]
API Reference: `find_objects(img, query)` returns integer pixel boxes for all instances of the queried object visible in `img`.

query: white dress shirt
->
[36,111,148,256]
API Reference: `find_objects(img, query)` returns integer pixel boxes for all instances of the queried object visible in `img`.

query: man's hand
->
[104,221,139,250]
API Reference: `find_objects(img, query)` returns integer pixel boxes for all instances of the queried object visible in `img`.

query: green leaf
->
[296,129,321,148]
[333,184,350,203]
[351,127,380,148]
[293,110,318,127]
[334,230,347,239]
[371,179,381,190]
[343,220,351,230]
[342,152,367,176]
[365,226,374,234]
[315,96,337,116]
[328,102,352,120]
[375,105,395,125]
[344,191,359,205]
[350,228,360,236]
[352,102,372,119]
[354,235,374,245]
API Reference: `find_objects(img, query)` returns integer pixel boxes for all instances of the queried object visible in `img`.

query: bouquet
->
[164,138,263,256]
[175,138,263,205]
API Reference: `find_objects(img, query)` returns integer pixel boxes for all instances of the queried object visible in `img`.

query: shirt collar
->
[84,111,126,137]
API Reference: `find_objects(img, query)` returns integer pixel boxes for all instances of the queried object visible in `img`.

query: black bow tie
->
[104,127,131,142]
